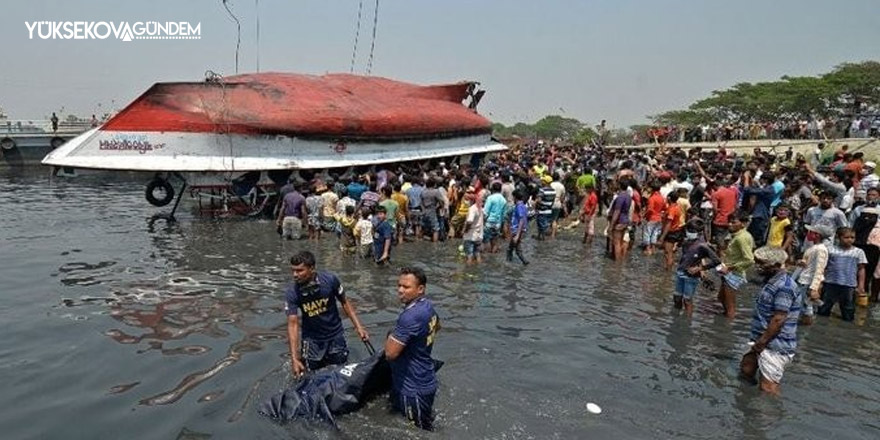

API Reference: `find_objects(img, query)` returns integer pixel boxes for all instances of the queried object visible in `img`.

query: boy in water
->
[337,205,358,254]
[767,205,794,254]
[354,209,374,259]
[643,181,665,255]
[817,227,867,321]
[660,191,685,271]
[793,224,833,325]
[507,189,530,265]
[716,213,754,318]
[305,187,324,240]
[373,206,394,265]
[674,219,722,315]
[580,186,598,244]
[462,188,484,264]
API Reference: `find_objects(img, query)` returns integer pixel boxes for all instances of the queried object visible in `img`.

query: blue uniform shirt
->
[284,271,346,341]
[373,220,393,260]
[390,297,440,395]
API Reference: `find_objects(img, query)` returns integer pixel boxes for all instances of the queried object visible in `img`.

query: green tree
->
[572,127,597,145]
[655,60,880,125]
[823,61,880,113]
[650,109,714,126]
[532,115,585,139]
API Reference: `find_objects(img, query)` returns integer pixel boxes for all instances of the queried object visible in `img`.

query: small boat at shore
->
[1,107,92,166]
[42,72,506,216]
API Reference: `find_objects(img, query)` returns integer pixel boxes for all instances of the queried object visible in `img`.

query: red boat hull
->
[102,73,491,140]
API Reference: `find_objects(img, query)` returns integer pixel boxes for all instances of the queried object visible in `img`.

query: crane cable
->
[349,0,364,73]
[365,0,379,75]
[222,0,241,75]
[255,0,260,72]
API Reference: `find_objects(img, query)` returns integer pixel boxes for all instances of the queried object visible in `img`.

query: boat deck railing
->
[0,119,93,135]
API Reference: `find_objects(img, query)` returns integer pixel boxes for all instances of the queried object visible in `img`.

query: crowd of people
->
[639,116,880,145]
[277,138,880,429]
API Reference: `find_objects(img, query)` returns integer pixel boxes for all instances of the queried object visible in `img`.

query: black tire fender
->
[145,178,175,207]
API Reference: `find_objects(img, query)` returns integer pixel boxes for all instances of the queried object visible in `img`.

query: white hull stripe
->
[42,129,506,171]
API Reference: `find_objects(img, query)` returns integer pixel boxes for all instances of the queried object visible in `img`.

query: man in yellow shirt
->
[391,183,409,244]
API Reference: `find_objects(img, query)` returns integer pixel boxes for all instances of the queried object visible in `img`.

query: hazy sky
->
[1,0,878,129]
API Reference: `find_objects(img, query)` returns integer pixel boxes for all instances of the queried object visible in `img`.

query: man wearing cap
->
[794,224,833,325]
[740,246,801,394]
[858,161,879,201]
[536,175,556,240]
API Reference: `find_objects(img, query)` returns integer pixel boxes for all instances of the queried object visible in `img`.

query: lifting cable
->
[222,0,241,75]
[255,0,261,72]
[365,0,379,75]
[350,0,364,73]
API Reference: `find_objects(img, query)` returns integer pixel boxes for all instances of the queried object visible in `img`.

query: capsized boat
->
[42,72,506,216]
[42,72,503,171]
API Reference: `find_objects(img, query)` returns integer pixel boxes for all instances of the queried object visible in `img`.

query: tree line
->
[651,61,880,125]
[490,61,880,144]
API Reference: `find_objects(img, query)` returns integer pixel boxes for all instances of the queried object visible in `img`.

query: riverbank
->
[607,137,880,160]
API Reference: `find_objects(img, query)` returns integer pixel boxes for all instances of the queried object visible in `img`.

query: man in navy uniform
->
[285,251,369,377]
[384,266,440,431]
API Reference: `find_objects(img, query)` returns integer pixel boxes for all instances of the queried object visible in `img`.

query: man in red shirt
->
[710,176,739,255]
[580,186,599,244]
[659,192,685,271]
[627,185,642,252]
[642,182,666,256]
[845,152,865,188]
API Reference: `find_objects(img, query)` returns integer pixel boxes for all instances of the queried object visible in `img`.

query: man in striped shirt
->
[741,246,801,395]
[817,227,866,322]
[536,175,556,240]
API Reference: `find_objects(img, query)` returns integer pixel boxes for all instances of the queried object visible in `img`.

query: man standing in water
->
[717,213,754,318]
[385,267,440,431]
[608,179,633,261]
[507,189,530,265]
[277,183,307,240]
[483,182,507,253]
[285,251,369,377]
[674,219,722,315]
[740,246,801,395]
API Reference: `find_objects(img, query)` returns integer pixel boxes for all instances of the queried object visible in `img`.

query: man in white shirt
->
[812,143,825,168]
[462,188,484,264]
[858,161,879,201]
[550,174,567,239]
